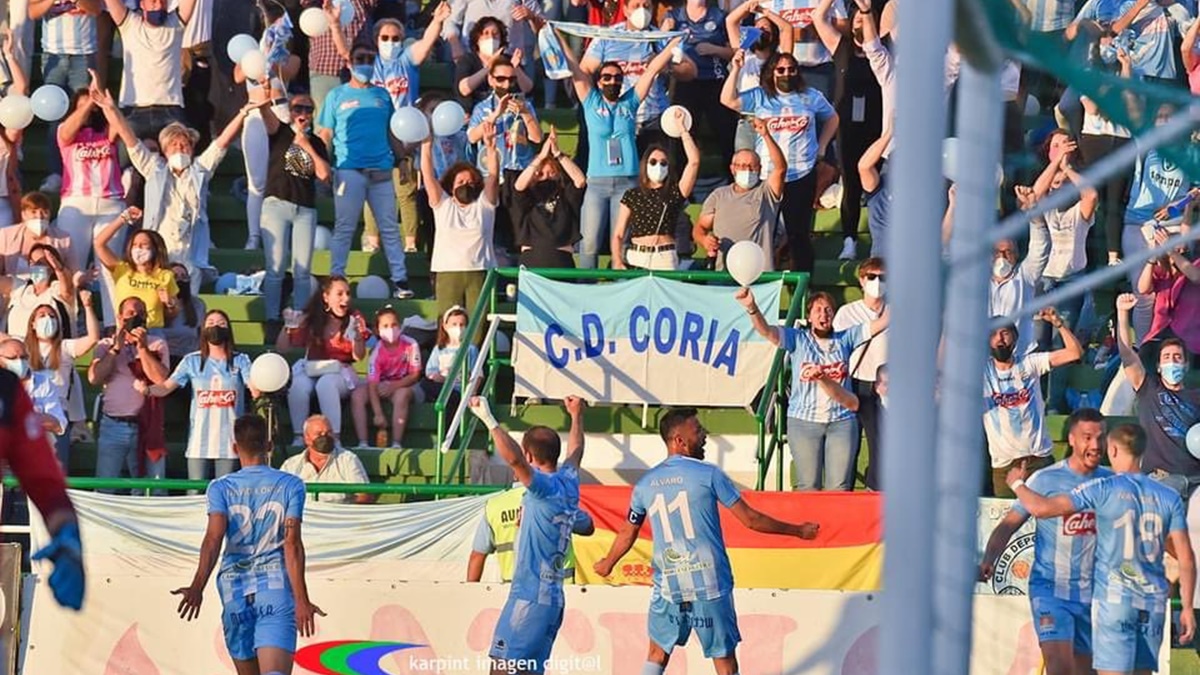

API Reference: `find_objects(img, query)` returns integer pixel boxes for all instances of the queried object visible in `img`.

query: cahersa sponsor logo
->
[1062,511,1096,536]
[766,115,811,134]
[197,390,237,408]
[991,388,1033,408]
[799,361,847,383]
[777,7,814,26]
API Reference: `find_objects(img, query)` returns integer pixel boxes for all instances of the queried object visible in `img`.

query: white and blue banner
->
[547,20,686,43]
[513,271,782,406]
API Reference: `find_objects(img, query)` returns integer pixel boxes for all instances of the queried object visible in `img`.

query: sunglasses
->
[648,159,668,167]
[599,73,624,82]
[353,54,376,64]
[378,34,403,42]
[863,273,885,281]
[291,104,314,114]
[775,68,798,75]
[493,74,516,83]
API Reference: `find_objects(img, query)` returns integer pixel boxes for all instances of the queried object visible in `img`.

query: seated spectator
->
[87,296,170,489]
[27,291,100,467]
[136,309,258,480]
[510,127,585,269]
[0,192,74,276]
[694,118,785,270]
[736,288,888,491]
[161,262,203,368]
[420,124,499,322]
[353,306,422,449]
[1138,230,1200,359]
[3,244,75,338]
[0,30,28,227]
[983,310,1083,498]
[422,305,478,411]
[94,208,179,330]
[611,117,700,271]
[278,276,370,447]
[280,414,374,504]
[0,336,67,443]
[455,16,534,108]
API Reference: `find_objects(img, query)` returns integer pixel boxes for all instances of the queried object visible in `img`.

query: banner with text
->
[975,497,1036,596]
[513,271,783,406]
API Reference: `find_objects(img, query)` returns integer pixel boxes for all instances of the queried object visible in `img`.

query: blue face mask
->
[351,64,373,84]
[29,265,50,285]
[1162,362,1187,386]
[144,8,168,26]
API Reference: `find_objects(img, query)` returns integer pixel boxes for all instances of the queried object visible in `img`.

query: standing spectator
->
[1078,48,1133,266]
[765,0,847,100]
[27,291,100,467]
[611,112,701,271]
[0,337,67,443]
[858,127,891,258]
[736,288,888,491]
[1111,0,1193,82]
[510,128,585,268]
[832,258,887,491]
[3,244,75,340]
[722,48,839,273]
[983,311,1083,498]
[0,192,74,276]
[135,309,259,481]
[28,0,100,194]
[317,42,413,300]
[280,414,374,503]
[420,123,499,322]
[93,207,180,329]
[990,223,1048,359]
[694,118,785,270]
[663,0,736,169]
[103,0,199,139]
[277,276,370,447]
[1139,231,1200,357]
[179,0,213,149]
[422,305,478,410]
[88,296,170,488]
[352,306,422,448]
[455,16,534,109]
[161,262,203,367]
[309,0,376,114]
[443,0,542,63]
[725,0,794,96]
[260,93,331,342]
[1185,12,1200,94]
[0,30,28,229]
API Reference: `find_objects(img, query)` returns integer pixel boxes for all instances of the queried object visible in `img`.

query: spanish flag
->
[573,486,883,590]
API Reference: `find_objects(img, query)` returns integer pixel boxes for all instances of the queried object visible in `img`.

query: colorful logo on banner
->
[295,640,424,675]
[513,271,782,406]
[975,498,1036,596]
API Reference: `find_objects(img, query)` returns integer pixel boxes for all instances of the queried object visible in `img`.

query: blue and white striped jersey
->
[982,353,1053,467]
[738,87,837,182]
[783,323,866,423]
[170,352,253,461]
[40,2,97,55]
[1023,0,1076,32]
[510,463,581,607]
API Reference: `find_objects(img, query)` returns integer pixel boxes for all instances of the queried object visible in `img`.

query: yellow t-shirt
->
[112,262,178,328]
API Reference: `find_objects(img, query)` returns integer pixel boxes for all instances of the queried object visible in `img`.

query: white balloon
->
[726,240,766,287]
[30,85,69,122]
[314,225,332,250]
[660,105,693,139]
[250,353,291,393]
[431,100,466,137]
[0,96,34,130]
[1188,424,1200,460]
[240,49,268,82]
[356,275,390,299]
[299,7,329,37]
[1024,96,1040,117]
[942,136,959,182]
[227,34,259,64]
[390,106,430,144]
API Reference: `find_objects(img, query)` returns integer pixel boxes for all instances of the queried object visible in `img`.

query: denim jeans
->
[787,416,858,491]
[42,53,95,176]
[123,106,186,142]
[287,361,355,439]
[187,458,238,480]
[95,416,166,494]
[579,175,637,268]
[261,196,318,320]
[331,169,408,284]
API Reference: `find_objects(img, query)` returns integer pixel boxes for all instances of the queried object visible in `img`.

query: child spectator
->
[352,306,422,449]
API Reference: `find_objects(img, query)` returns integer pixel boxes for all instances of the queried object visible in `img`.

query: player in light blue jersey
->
[594,408,820,675]
[468,395,591,675]
[172,415,325,675]
[1010,424,1197,675]
[980,408,1112,675]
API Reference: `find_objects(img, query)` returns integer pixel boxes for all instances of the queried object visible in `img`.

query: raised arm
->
[420,138,444,207]
[89,71,137,148]
[1114,292,1147,391]
[2,30,26,98]
[636,36,685,101]
[1113,0,1151,36]
[676,113,701,199]
[561,396,585,469]
[212,102,263,150]
[93,207,140,271]
[720,49,745,111]
[979,509,1030,581]
[103,0,128,26]
[481,124,500,205]
[57,89,95,147]
[733,287,782,347]
[74,290,101,355]
[1010,477,1076,519]
[469,397,534,485]
[812,0,844,54]
[558,29,594,103]
[1038,307,1084,368]
[410,2,451,65]
[858,127,892,194]
[755,117,787,199]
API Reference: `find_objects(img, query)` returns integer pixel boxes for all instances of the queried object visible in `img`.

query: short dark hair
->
[659,408,698,443]
[1065,407,1105,438]
[522,426,561,465]
[1107,423,1146,458]
[1159,337,1187,361]
[807,291,836,314]
[990,318,1019,339]
[234,415,269,455]
[858,257,885,276]
[489,55,514,75]
[439,161,484,199]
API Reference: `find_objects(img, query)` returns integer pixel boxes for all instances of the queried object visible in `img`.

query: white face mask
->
[446,325,464,343]
[863,277,884,299]
[131,247,154,265]
[34,315,57,340]
[992,257,1014,279]
[629,7,652,30]
[479,37,499,57]
[734,169,759,190]
[647,164,669,184]
[24,218,47,236]
[168,152,191,171]
[378,41,399,61]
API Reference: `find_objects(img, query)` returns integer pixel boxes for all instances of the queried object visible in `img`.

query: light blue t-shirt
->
[1069,472,1185,610]
[468,93,539,174]
[582,88,641,178]
[510,464,581,606]
[584,33,670,126]
[1012,460,1113,603]
[738,87,836,181]
[316,84,395,170]
[207,466,307,603]
[629,455,741,603]
[372,47,420,109]
[1118,1,1192,80]
[426,343,480,389]
[170,352,253,461]
[1125,149,1190,226]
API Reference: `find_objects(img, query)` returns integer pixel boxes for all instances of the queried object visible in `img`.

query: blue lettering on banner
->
[654,309,677,354]
[630,306,651,352]
[582,313,605,358]
[545,323,568,368]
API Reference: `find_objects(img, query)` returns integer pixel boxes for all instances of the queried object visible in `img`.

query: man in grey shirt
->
[693,118,786,271]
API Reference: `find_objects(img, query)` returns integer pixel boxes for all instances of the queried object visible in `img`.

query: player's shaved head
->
[522,426,561,466]
[234,414,269,456]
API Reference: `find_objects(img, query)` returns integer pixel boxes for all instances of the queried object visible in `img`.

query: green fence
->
[2,476,506,498]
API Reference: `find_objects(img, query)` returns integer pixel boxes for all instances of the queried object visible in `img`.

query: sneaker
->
[351,441,370,450]
[404,245,418,253]
[39,173,62,193]
[1108,256,1122,267]
[362,235,380,253]
[838,237,857,261]
[393,284,415,300]
[244,234,260,250]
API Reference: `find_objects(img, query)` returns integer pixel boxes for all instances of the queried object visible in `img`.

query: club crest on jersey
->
[990,532,1035,595]
[197,390,237,408]
[1061,511,1096,536]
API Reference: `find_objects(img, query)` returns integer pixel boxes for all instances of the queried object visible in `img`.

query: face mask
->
[531,180,559,202]
[446,325,464,343]
[312,434,336,454]
[754,31,778,52]
[479,37,499,57]
[629,7,651,30]
[493,84,511,98]
[4,358,28,379]
[144,8,168,26]
[29,265,51,285]
[131,247,154,265]
[734,169,759,190]
[24,218,47,236]
[990,344,1015,363]
[203,325,231,345]
[647,164,669,184]
[863,278,884,299]
[1162,362,1187,386]
[352,64,373,84]
[776,75,797,93]
[34,316,57,340]
[378,41,399,61]
[600,83,622,101]
[454,183,482,204]
[168,153,191,171]
[992,257,1014,279]
[379,326,399,343]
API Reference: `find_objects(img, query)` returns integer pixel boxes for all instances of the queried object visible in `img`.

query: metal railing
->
[2,476,506,498]
[432,267,809,491]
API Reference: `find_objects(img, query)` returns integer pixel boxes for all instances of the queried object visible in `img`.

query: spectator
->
[983,311,1083,498]
[663,0,736,169]
[443,0,542,64]
[420,121,499,322]
[0,337,67,443]
[278,275,370,447]
[611,113,701,271]
[0,31,28,227]
[832,257,887,491]
[559,31,683,268]
[455,16,534,109]
[103,0,199,139]
[91,81,262,294]
[1111,0,1193,83]
[0,192,74,276]
[136,309,259,480]
[88,296,170,489]
[26,291,100,467]
[736,288,888,491]
[161,262,203,368]
[510,127,585,268]
[179,0,213,149]
[3,244,75,338]
[693,118,786,270]
[422,305,478,411]
[774,0,848,100]
[280,414,374,504]
[1077,46,1133,266]
[725,0,794,96]
[722,49,839,273]
[94,207,180,330]
[1184,13,1200,94]
[857,127,892,258]
[308,0,377,113]
[990,226,1048,359]
[317,42,413,300]
[1138,231,1200,358]
[352,306,422,449]
[260,93,331,341]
